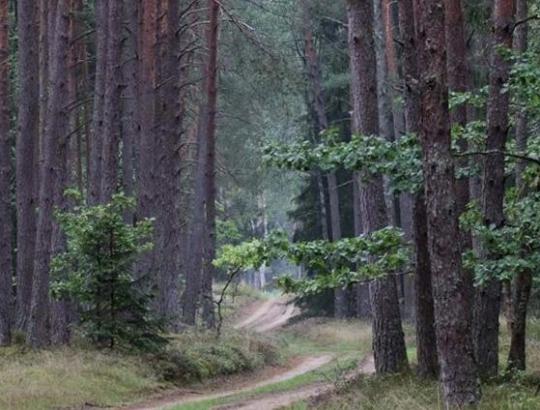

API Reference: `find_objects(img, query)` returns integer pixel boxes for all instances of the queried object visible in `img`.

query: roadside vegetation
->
[308,319,540,410]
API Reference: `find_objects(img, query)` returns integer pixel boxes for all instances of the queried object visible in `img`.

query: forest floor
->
[125,297,374,410]
[0,288,373,410]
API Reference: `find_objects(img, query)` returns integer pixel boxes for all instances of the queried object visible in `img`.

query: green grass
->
[306,318,540,410]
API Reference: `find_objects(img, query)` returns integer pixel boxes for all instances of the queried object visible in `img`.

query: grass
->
[307,317,540,410]
[0,347,163,409]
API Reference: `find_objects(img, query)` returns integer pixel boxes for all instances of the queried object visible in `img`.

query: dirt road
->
[124,298,372,410]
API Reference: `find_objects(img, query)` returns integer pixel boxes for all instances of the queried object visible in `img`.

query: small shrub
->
[51,192,167,352]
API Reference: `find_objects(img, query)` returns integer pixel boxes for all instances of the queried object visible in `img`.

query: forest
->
[1,0,540,409]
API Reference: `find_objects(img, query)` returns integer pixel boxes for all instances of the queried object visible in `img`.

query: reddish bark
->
[398,0,438,378]
[415,0,480,405]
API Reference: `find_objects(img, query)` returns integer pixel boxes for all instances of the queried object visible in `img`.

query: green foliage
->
[51,193,166,352]
[461,193,540,285]
[214,227,410,296]
[263,131,423,194]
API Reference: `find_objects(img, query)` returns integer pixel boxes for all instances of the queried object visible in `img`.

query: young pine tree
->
[52,193,167,352]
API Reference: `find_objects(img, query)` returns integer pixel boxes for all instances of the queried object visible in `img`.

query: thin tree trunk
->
[507,0,531,372]
[121,0,139,204]
[397,0,438,378]
[415,0,480,405]
[15,0,39,332]
[200,0,221,328]
[301,0,345,318]
[473,0,514,379]
[88,0,109,204]
[100,0,123,202]
[0,0,12,346]
[28,0,70,348]
[445,0,474,302]
[347,0,408,374]
[136,0,158,282]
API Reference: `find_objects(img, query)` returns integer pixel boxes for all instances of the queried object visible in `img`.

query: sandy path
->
[216,354,376,410]
[124,355,334,410]
[234,297,300,333]
[122,298,323,410]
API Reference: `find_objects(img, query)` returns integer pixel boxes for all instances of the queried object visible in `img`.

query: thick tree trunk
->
[415,0,480,405]
[507,0,531,373]
[0,0,12,345]
[347,0,408,374]
[154,0,184,327]
[473,0,514,379]
[27,0,70,348]
[397,0,438,378]
[15,0,40,332]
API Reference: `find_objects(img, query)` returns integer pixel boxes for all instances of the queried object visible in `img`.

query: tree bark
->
[473,0,514,379]
[28,0,70,348]
[88,0,109,204]
[15,0,40,332]
[415,0,480,405]
[121,0,139,205]
[100,0,123,202]
[347,0,408,374]
[397,0,438,378]
[200,0,221,328]
[0,0,12,345]
[507,0,530,373]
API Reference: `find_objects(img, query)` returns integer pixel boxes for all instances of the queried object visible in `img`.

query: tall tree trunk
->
[473,0,514,379]
[15,0,40,332]
[154,0,183,327]
[200,0,220,328]
[347,0,408,374]
[0,0,12,346]
[415,0,480,405]
[121,0,139,204]
[507,0,530,372]
[100,0,122,202]
[28,0,70,348]
[398,0,438,378]
[88,0,109,204]
[445,0,474,302]
[136,0,159,281]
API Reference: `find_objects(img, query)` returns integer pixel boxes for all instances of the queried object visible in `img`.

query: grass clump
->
[155,330,281,384]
